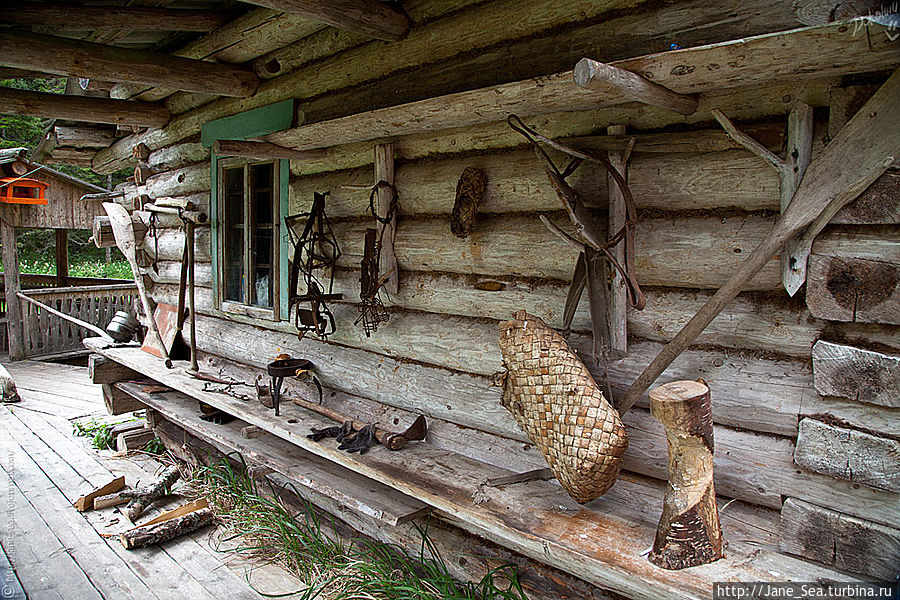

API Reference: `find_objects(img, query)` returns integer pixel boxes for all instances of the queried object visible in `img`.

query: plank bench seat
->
[85,339,860,600]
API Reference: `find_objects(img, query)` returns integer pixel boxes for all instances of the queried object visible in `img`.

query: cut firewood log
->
[648,380,724,570]
[94,490,131,510]
[125,465,181,521]
[74,476,126,512]
[120,504,212,549]
[116,429,155,453]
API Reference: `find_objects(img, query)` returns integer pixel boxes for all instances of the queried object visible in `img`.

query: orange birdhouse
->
[0,178,49,205]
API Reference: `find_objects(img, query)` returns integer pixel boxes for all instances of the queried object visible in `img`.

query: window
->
[216,158,283,319]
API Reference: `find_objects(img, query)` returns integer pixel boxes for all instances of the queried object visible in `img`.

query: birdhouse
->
[0,178,49,205]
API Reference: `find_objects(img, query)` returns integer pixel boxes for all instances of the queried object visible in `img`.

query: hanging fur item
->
[498,311,628,503]
[450,167,486,238]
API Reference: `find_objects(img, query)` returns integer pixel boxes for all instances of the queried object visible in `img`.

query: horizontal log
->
[127,163,210,201]
[91,0,826,174]
[573,58,698,114]
[148,143,210,173]
[175,314,899,526]
[0,31,260,98]
[142,227,211,262]
[264,21,900,151]
[330,213,783,289]
[291,147,782,215]
[92,215,148,248]
[239,0,410,41]
[794,417,900,493]
[0,87,170,129]
[212,139,327,161]
[88,354,142,384]
[53,126,118,148]
[110,9,328,102]
[101,382,145,416]
[0,4,233,31]
[48,148,96,167]
[812,340,900,408]
[780,498,900,581]
[807,255,900,325]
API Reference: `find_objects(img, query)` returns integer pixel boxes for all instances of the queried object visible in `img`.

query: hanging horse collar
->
[285,192,342,339]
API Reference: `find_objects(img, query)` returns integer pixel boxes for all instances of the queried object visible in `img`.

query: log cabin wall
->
[93,0,899,590]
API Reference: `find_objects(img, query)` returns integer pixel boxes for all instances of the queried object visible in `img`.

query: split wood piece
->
[0,31,259,99]
[89,354,142,385]
[93,491,131,510]
[211,139,327,161]
[0,362,20,403]
[125,465,181,522]
[0,4,232,31]
[237,0,410,41]
[104,202,172,368]
[618,67,900,416]
[109,420,147,438]
[712,103,814,295]
[607,124,634,356]
[780,497,900,581]
[1,219,25,360]
[121,506,212,549]
[374,143,399,295]
[116,429,155,453]
[74,476,125,512]
[450,167,486,238]
[0,87,170,129]
[648,380,723,570]
[812,340,899,408]
[102,383,146,416]
[294,395,427,451]
[573,58,697,115]
[16,292,114,343]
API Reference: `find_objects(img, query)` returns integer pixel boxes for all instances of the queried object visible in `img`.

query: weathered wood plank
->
[780,497,900,580]
[89,353,142,384]
[120,382,430,526]
[101,383,146,416]
[794,417,900,492]
[807,255,900,325]
[812,340,900,408]
[832,170,900,224]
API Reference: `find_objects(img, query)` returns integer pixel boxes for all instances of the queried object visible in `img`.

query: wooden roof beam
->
[0,31,260,98]
[0,5,234,32]
[238,0,410,41]
[211,139,327,160]
[0,87,171,128]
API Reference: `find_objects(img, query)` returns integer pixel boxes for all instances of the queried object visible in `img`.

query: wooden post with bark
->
[55,229,69,287]
[374,143,398,294]
[648,379,724,570]
[606,124,633,357]
[1,218,25,360]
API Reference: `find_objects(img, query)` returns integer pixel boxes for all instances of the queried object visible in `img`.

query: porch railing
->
[15,283,137,357]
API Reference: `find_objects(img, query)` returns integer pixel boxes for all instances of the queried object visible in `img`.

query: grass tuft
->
[192,456,530,600]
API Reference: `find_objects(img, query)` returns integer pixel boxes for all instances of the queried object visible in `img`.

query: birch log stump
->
[648,380,724,570]
[120,508,213,549]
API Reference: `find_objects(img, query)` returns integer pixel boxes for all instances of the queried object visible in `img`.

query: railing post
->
[1,219,25,360]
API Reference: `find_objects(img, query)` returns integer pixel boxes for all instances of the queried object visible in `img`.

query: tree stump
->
[648,379,724,569]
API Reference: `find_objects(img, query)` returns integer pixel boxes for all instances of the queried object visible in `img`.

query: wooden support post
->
[0,87,170,128]
[648,380,723,570]
[101,383,146,415]
[374,143,398,295]
[606,124,633,357]
[0,31,260,98]
[1,219,25,360]
[55,229,68,288]
[211,139,327,161]
[573,58,698,115]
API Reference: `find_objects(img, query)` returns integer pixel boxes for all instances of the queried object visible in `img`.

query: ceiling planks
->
[237,0,410,41]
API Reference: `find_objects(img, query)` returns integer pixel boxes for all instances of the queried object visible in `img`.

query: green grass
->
[0,228,133,279]
[72,418,123,451]
[194,456,530,600]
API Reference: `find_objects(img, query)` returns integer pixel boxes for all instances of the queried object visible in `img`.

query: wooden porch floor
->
[0,359,303,600]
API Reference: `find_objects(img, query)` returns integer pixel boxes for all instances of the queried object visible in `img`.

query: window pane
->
[223,166,244,303]
[249,163,274,307]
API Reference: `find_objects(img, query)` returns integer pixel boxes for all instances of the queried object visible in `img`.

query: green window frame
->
[204,100,295,322]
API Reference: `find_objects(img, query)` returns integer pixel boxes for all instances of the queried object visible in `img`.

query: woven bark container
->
[498,311,628,503]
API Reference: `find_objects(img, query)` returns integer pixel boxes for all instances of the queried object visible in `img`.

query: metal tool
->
[266,357,315,417]
[105,310,140,343]
[355,228,390,336]
[103,202,172,368]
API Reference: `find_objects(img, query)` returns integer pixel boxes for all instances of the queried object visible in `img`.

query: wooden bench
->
[85,339,860,600]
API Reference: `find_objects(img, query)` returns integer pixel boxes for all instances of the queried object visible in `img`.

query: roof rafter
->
[0,4,234,32]
[238,0,410,41]
[0,87,171,128]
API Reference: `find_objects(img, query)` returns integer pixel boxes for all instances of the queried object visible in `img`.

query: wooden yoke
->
[648,379,723,570]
